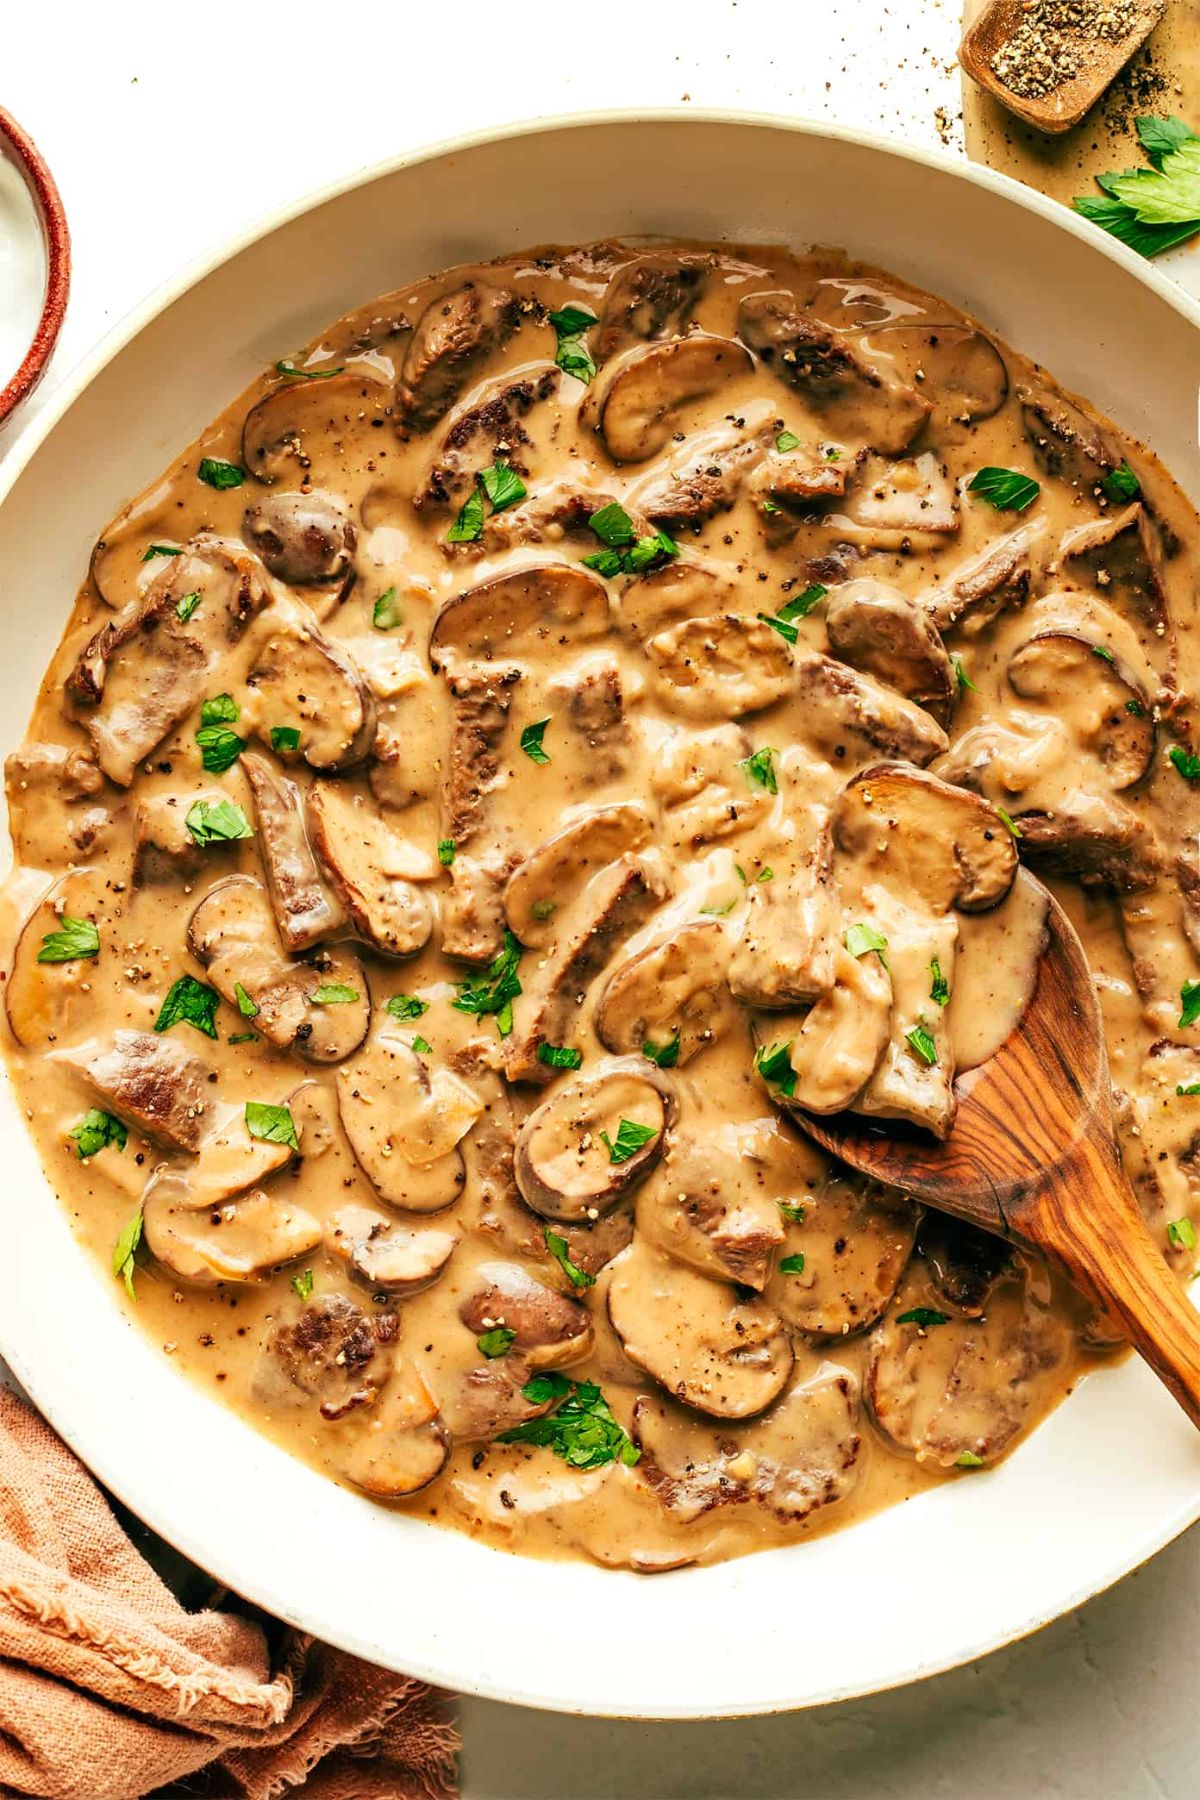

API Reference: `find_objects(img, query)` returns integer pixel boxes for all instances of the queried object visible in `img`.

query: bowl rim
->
[0,105,71,428]
[2,106,1200,1718]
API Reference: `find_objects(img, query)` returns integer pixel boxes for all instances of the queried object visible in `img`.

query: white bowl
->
[2,113,1199,1720]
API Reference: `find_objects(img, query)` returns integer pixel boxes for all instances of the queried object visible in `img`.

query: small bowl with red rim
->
[0,106,70,428]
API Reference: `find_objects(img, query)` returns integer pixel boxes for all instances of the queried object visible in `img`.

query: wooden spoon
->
[791,877,1200,1430]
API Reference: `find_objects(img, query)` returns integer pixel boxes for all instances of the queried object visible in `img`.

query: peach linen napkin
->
[0,1388,458,1800]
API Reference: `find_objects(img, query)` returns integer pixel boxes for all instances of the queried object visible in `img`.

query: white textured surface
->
[2,6,1198,1795]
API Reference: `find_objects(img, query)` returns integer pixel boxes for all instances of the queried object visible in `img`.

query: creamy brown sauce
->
[4,238,1200,1572]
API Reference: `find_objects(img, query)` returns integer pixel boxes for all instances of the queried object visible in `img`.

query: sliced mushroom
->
[504,803,654,947]
[306,782,434,958]
[852,904,959,1139]
[6,868,110,1048]
[132,792,229,887]
[1011,795,1163,893]
[633,1361,861,1522]
[636,1125,786,1289]
[505,857,666,1082]
[737,291,931,454]
[834,764,1019,914]
[264,1294,399,1419]
[326,1204,457,1294]
[142,1188,322,1286]
[866,1264,1071,1467]
[825,580,955,723]
[919,1214,1011,1318]
[242,753,346,951]
[647,613,793,721]
[245,599,376,772]
[436,1356,556,1444]
[632,419,771,526]
[728,834,839,1009]
[650,724,774,847]
[554,1203,636,1279]
[922,523,1037,636]
[863,320,1009,424]
[188,876,370,1063]
[396,282,520,431]
[429,564,611,672]
[772,942,893,1115]
[55,1030,213,1153]
[769,1172,917,1337]
[1019,382,1125,490]
[593,252,710,363]
[242,371,391,484]
[5,744,111,870]
[792,653,950,767]
[141,1095,306,1214]
[1058,502,1168,630]
[514,1058,674,1221]
[597,918,733,1063]
[615,557,737,642]
[66,535,273,787]
[590,335,754,464]
[336,1024,480,1211]
[835,452,960,550]
[607,1239,793,1420]
[415,366,558,509]
[242,490,356,590]
[88,477,185,609]
[459,1261,594,1368]
[1007,631,1155,790]
[332,1369,450,1498]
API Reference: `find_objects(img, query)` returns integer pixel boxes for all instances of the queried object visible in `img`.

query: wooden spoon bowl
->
[793,877,1200,1430]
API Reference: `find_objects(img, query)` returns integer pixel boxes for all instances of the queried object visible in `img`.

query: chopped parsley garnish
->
[996,806,1023,839]
[142,543,181,561]
[967,467,1041,513]
[412,1035,433,1055]
[196,695,244,772]
[739,745,778,794]
[478,1326,517,1358]
[1073,117,1200,259]
[1169,745,1200,782]
[447,464,528,545]
[311,982,359,1005]
[1126,699,1145,718]
[582,503,678,577]
[779,1253,806,1275]
[775,429,802,453]
[386,994,429,1022]
[245,1101,299,1150]
[447,485,486,544]
[275,358,344,379]
[700,898,737,916]
[500,1371,639,1469]
[778,1201,806,1224]
[845,921,889,967]
[234,983,259,1018]
[530,899,557,921]
[931,957,950,1006]
[590,503,634,546]
[953,657,976,693]
[197,456,244,490]
[1093,643,1115,663]
[437,838,456,867]
[642,1031,681,1069]
[37,915,100,964]
[905,1022,938,1067]
[154,974,220,1039]
[759,611,800,646]
[228,1032,258,1045]
[544,1226,594,1290]
[270,725,301,753]
[1168,1217,1198,1251]
[453,930,523,1037]
[291,1268,315,1300]
[548,304,599,385]
[176,591,202,623]
[520,718,552,764]
[1101,461,1141,503]
[777,582,827,623]
[755,1039,797,1097]
[185,797,252,846]
[761,498,781,516]
[897,1307,949,1327]
[479,463,527,511]
[538,1042,583,1070]
[112,1209,143,1302]
[599,1118,659,1164]
[69,1109,127,1160]
[1180,979,1200,1029]
[201,693,239,725]
[956,1450,985,1469]
[372,588,403,631]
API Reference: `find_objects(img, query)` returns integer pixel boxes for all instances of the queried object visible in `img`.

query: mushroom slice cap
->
[263,1293,399,1420]
[242,752,345,952]
[824,579,955,724]
[6,868,109,1049]
[636,1124,786,1290]
[1007,630,1155,791]
[429,563,611,671]
[241,371,390,483]
[834,762,1019,914]
[306,781,434,958]
[769,1172,917,1337]
[863,320,1009,424]
[647,613,793,720]
[459,1261,594,1369]
[142,1095,300,1212]
[615,557,737,642]
[514,1058,675,1223]
[326,1204,457,1294]
[333,1369,450,1499]
[591,334,754,463]
[607,1239,793,1420]
[593,252,710,363]
[836,452,960,549]
[246,602,376,772]
[142,1188,322,1286]
[596,918,733,1065]
[766,942,893,1117]
[919,1214,1011,1319]
[503,802,654,947]
[242,490,356,589]
[55,1028,215,1154]
[336,1025,479,1212]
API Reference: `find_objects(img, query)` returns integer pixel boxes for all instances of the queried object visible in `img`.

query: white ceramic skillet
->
[1,113,1199,1720]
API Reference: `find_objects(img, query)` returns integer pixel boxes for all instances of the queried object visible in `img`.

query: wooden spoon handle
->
[1035,1135,1200,1431]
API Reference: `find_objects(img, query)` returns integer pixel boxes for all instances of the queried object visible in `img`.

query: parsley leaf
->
[198,456,244,490]
[759,611,799,646]
[581,547,624,579]
[142,542,180,561]
[520,718,552,764]
[1072,120,1200,257]
[453,930,523,1037]
[185,798,252,846]
[1177,1083,1200,1096]
[755,1040,797,1097]
[478,1326,517,1358]
[37,915,99,964]
[228,1031,258,1045]
[1072,193,1200,258]
[69,1109,127,1160]
[1138,114,1197,167]
[372,588,403,631]
[1180,979,1200,1029]
[176,591,202,623]
[154,974,220,1039]
[778,1201,806,1224]
[437,838,456,867]
[112,1209,143,1301]
[538,1043,583,1070]
[275,358,343,380]
[195,699,243,773]
[953,657,976,693]
[778,582,826,623]
[270,725,301,753]
[500,1374,639,1469]
[311,982,359,1005]
[897,1307,949,1327]
[548,303,599,336]
[245,1101,299,1150]
[779,1253,806,1275]
[930,956,950,1006]
[201,693,239,725]
[599,1118,659,1164]
[412,1034,432,1055]
[386,994,428,1022]
[549,305,599,385]
[292,1268,314,1300]
[776,429,801,453]
[996,807,1023,839]
[447,485,486,544]
[845,922,889,967]
[234,983,259,1018]
[1169,745,1200,782]
[1168,1217,1198,1252]
[642,1031,681,1069]
[968,467,1040,513]
[1101,461,1141,503]
[956,1450,985,1469]
[479,463,527,512]
[739,746,778,794]
[588,502,636,548]
[544,1226,595,1289]
[582,504,677,577]
[905,1022,938,1067]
